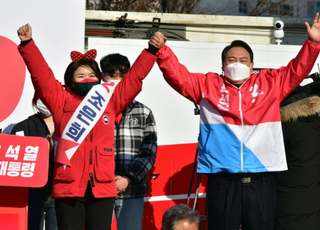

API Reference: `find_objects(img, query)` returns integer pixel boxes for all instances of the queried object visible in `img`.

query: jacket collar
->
[280,96,320,123]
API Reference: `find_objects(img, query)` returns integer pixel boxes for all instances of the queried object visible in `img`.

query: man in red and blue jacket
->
[149,13,320,230]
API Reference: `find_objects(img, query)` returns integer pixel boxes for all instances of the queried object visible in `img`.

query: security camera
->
[274,20,284,30]
[273,20,284,45]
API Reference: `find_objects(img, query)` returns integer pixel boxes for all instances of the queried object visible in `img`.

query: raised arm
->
[151,32,207,105]
[149,31,167,48]
[17,24,67,116]
[111,44,158,115]
[306,13,320,44]
[17,23,32,41]
[272,14,320,101]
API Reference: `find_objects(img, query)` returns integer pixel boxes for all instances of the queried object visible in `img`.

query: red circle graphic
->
[0,36,26,122]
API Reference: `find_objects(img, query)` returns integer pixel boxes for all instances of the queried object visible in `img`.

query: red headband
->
[70,49,97,62]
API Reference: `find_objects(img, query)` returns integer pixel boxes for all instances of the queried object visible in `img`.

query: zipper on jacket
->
[238,88,244,172]
[226,80,248,173]
[90,131,94,187]
[89,173,95,187]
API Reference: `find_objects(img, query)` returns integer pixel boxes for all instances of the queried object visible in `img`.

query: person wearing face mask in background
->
[100,53,157,230]
[11,92,57,230]
[149,13,320,230]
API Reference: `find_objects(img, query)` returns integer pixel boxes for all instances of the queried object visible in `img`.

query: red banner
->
[0,134,49,188]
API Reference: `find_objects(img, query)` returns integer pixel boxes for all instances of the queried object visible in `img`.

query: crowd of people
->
[11,12,320,230]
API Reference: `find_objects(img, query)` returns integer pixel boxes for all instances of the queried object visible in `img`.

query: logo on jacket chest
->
[217,83,265,111]
[249,83,264,103]
[218,84,229,111]
[102,115,109,125]
[129,117,140,127]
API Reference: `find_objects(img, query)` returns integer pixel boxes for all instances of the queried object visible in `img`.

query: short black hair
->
[221,40,254,63]
[100,53,131,78]
[161,204,200,230]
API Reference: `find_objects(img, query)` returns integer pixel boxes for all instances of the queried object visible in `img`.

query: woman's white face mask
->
[224,62,251,84]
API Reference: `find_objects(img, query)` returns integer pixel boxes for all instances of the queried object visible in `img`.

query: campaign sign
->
[0,134,49,188]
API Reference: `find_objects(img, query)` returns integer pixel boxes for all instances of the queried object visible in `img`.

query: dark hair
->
[221,40,253,63]
[100,53,131,78]
[64,58,101,93]
[32,91,39,108]
[161,204,200,230]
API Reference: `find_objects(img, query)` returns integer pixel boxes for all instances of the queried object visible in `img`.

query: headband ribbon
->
[70,49,97,62]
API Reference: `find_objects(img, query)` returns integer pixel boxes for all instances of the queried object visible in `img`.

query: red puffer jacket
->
[19,39,157,198]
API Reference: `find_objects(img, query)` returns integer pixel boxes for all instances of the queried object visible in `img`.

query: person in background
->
[100,53,157,230]
[16,23,158,230]
[274,75,320,230]
[149,13,320,230]
[161,204,200,230]
[11,92,57,230]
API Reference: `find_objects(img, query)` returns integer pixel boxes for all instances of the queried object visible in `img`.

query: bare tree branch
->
[254,0,289,16]
[85,0,303,17]
[211,0,259,15]
[180,0,201,14]
[249,0,268,16]
[118,0,139,11]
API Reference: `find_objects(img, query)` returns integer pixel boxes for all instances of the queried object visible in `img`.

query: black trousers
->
[207,172,276,230]
[55,183,115,230]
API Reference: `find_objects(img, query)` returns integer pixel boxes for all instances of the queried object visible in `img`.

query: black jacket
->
[11,113,55,193]
[274,78,320,230]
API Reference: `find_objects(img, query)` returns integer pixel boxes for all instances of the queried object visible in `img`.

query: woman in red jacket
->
[17,23,158,230]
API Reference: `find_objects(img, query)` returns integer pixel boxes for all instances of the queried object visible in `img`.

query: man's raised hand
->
[149,31,167,49]
[306,13,320,44]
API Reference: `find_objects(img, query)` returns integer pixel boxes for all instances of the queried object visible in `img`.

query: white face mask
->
[36,100,51,117]
[224,62,251,83]
[106,79,121,84]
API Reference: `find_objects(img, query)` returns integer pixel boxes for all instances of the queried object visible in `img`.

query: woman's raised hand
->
[149,31,167,49]
[17,23,32,41]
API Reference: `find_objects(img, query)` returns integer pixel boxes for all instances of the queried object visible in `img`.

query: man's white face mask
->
[106,79,121,84]
[224,62,251,84]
